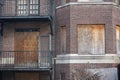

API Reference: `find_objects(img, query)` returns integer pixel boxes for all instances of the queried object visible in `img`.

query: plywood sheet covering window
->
[14,31,39,66]
[61,26,66,53]
[78,25,105,54]
[61,0,66,5]
[116,26,120,54]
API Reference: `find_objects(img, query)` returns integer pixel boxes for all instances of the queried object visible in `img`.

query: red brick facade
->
[1,0,120,80]
[55,2,120,80]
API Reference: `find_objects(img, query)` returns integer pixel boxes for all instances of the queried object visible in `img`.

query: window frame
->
[17,0,40,16]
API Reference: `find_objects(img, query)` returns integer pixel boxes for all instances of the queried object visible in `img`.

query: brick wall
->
[56,4,117,55]
[55,3,120,80]
[55,64,70,80]
[55,6,70,55]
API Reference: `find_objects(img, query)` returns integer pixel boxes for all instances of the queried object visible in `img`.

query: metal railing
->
[0,51,52,69]
[0,0,52,17]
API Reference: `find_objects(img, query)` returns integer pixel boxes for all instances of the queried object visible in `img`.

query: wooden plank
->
[61,26,66,53]
[14,31,39,66]
[78,25,92,54]
[116,26,120,54]
[78,25,105,54]
[91,25,105,54]
[23,32,39,65]
[14,32,25,65]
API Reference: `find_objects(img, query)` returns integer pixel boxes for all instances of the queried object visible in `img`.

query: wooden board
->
[14,32,25,65]
[14,31,39,66]
[78,25,105,54]
[61,26,66,53]
[116,26,120,54]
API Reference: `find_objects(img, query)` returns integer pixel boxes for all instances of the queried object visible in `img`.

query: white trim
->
[55,54,120,64]
[49,34,52,51]
[78,0,103,2]
[0,58,14,64]
[56,2,117,9]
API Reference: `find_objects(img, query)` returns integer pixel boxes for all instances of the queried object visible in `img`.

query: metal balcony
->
[0,51,52,71]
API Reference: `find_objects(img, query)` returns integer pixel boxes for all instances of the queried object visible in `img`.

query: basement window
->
[77,25,105,54]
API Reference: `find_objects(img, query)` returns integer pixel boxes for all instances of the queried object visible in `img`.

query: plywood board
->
[14,31,39,66]
[116,26,120,54]
[78,25,105,54]
[61,26,66,53]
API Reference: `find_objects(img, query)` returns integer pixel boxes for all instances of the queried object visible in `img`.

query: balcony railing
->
[0,0,52,18]
[0,51,52,70]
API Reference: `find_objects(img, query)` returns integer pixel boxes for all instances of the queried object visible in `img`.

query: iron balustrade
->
[0,51,52,70]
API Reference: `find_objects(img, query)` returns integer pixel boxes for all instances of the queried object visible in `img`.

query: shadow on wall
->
[118,64,120,80]
[0,71,2,80]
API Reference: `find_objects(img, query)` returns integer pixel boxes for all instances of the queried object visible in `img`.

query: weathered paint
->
[14,31,39,66]
[78,25,105,54]
[116,26,120,54]
[61,26,66,53]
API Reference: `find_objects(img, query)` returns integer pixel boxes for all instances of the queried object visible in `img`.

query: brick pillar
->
[69,22,77,54]
[105,23,116,54]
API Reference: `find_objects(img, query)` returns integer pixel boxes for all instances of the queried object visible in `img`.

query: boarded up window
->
[61,26,66,53]
[61,0,66,5]
[14,29,39,66]
[116,26,120,54]
[78,25,105,54]
[112,0,119,4]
